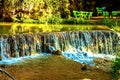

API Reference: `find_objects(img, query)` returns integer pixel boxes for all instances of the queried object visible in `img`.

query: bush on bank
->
[111,56,120,80]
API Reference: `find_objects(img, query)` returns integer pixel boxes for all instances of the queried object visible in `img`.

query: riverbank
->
[0,55,112,80]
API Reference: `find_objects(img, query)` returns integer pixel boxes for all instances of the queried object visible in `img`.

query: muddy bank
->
[0,55,112,80]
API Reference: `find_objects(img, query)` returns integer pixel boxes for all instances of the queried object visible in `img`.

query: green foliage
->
[12,16,88,24]
[47,13,62,24]
[96,19,118,28]
[111,56,120,80]
[112,26,120,32]
[61,18,86,24]
[2,0,70,22]
[62,18,78,24]
[22,19,37,23]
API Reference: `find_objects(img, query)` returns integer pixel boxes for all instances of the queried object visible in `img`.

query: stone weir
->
[0,31,119,60]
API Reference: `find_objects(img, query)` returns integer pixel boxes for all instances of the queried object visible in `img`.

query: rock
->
[52,50,62,55]
[94,58,104,64]
[0,65,6,68]
[81,63,87,71]
[103,57,111,62]
[96,66,99,69]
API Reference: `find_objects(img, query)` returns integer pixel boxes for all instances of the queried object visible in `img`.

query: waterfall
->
[0,31,119,64]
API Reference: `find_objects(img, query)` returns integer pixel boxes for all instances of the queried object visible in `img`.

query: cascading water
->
[0,31,119,65]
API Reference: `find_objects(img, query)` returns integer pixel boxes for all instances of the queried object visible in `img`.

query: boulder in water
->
[52,50,62,55]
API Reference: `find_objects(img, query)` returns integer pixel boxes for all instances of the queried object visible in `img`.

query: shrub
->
[47,13,62,24]
[96,18,117,28]
[47,16,62,24]
[61,17,86,24]
[61,18,77,24]
[111,55,120,80]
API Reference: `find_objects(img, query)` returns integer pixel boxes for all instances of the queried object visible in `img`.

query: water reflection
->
[0,23,110,35]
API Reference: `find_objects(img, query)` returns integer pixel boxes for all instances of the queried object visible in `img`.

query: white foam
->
[0,53,50,65]
[62,50,116,65]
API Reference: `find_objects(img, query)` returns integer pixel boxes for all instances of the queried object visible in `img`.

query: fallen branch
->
[0,69,16,80]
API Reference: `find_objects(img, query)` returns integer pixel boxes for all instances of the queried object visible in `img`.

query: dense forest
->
[0,0,120,22]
